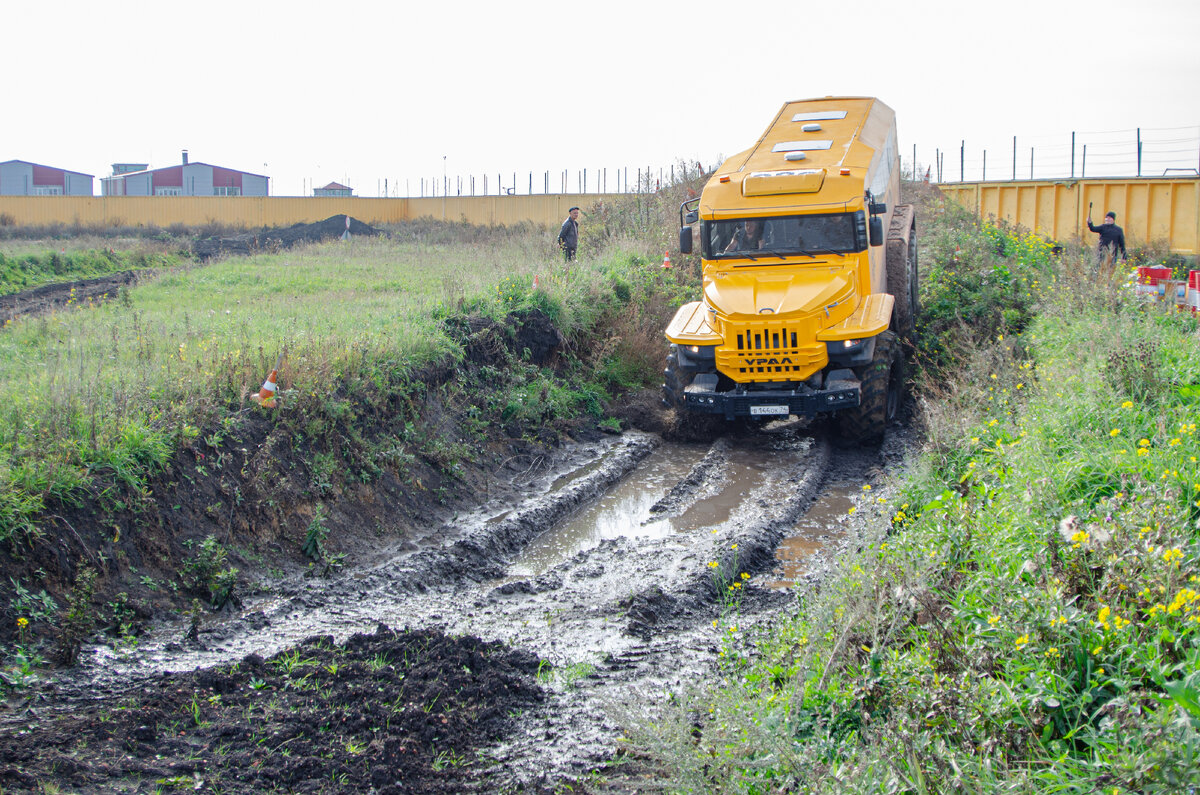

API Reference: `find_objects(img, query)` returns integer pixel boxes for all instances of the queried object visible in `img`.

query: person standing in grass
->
[1087,210,1126,275]
[558,206,580,262]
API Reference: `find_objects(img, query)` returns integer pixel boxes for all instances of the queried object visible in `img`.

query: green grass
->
[0,248,176,296]
[626,207,1200,793]
[0,220,698,545]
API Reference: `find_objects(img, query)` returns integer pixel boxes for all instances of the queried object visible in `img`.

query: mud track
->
[1,421,915,793]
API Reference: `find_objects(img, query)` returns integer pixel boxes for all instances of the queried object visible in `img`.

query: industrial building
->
[0,160,93,195]
[101,151,269,197]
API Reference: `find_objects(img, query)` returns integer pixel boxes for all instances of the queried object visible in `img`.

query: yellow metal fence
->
[937,177,1200,255]
[0,194,624,231]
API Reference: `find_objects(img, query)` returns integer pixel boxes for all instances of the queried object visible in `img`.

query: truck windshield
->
[704,213,860,260]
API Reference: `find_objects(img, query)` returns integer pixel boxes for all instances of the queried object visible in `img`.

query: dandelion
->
[1121,401,1133,409]
[1110,428,1121,437]
[730,544,738,551]
[1138,438,1150,447]
[1015,634,1030,649]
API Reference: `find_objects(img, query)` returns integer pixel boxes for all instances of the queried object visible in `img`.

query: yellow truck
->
[664,96,917,442]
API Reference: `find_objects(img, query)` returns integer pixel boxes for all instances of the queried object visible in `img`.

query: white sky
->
[7,0,1199,196]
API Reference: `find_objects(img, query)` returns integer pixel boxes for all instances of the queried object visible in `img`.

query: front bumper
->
[682,370,861,420]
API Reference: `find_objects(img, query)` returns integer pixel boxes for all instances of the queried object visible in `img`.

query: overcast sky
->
[7,0,1199,196]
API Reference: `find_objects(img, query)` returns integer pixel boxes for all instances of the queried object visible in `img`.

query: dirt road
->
[1,420,913,793]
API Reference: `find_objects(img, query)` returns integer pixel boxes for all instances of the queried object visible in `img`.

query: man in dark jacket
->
[1087,211,1126,273]
[558,206,580,261]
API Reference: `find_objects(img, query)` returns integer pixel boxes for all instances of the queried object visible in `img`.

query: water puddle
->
[508,444,707,576]
[509,438,813,578]
[671,446,776,532]
[764,484,855,588]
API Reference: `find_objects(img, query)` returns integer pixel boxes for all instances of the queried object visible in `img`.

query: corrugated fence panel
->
[0,194,624,231]
[938,177,1199,254]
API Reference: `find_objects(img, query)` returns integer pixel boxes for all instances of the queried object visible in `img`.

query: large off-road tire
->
[662,345,725,440]
[886,205,919,344]
[836,331,903,445]
[662,344,695,412]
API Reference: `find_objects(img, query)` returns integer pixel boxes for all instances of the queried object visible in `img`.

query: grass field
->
[0,217,692,544]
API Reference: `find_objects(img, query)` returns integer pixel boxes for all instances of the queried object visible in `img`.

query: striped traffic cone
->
[252,369,279,408]
[661,251,672,269]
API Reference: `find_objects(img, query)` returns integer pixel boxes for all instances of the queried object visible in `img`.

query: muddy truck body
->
[665,96,917,442]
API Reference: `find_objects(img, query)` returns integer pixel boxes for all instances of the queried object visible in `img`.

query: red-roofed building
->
[314,182,354,197]
[0,160,94,195]
[101,151,268,197]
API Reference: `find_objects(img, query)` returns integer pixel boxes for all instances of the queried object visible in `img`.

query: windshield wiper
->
[755,248,789,260]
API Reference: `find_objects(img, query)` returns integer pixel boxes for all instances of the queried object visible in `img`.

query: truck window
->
[704,213,861,259]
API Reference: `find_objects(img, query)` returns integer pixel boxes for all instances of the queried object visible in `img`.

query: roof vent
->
[802,123,822,132]
[785,152,807,161]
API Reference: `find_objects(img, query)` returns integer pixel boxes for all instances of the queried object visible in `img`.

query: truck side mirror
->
[869,216,883,247]
[685,210,699,224]
[869,201,887,215]
[679,227,693,254]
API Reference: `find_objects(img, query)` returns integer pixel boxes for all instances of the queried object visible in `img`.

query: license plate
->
[750,405,789,416]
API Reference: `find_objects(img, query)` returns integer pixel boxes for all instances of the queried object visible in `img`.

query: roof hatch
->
[792,110,847,122]
[772,140,833,153]
[742,169,826,196]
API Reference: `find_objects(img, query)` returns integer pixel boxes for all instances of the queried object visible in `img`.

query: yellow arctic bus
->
[664,96,917,442]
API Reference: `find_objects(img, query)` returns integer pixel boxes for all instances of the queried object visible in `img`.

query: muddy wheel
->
[887,206,919,344]
[663,345,725,440]
[837,331,903,445]
[662,345,695,411]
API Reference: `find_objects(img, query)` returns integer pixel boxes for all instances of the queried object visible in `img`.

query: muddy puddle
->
[764,485,854,588]
[509,437,826,578]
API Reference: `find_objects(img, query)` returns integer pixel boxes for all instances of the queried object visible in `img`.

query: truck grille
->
[717,320,825,380]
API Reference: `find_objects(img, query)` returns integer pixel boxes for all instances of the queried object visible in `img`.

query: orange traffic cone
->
[252,369,278,408]
[662,251,672,269]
